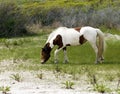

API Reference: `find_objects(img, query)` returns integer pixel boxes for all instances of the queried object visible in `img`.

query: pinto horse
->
[41,26,105,64]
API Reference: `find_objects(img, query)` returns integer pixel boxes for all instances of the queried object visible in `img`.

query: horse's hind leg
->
[100,55,104,62]
[88,39,100,64]
[91,43,99,64]
[100,47,104,62]
[97,42,104,62]
[63,47,69,63]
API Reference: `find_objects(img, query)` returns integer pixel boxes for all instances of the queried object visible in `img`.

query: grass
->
[10,73,22,82]
[0,86,10,94]
[0,30,120,71]
[0,28,120,93]
[36,72,43,79]
[62,80,75,89]
[116,88,120,94]
[93,83,111,93]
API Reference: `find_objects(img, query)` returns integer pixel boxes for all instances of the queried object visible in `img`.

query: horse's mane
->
[46,27,67,43]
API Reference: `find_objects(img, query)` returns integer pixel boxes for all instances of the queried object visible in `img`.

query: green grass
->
[100,26,120,35]
[0,28,120,93]
[0,86,10,94]
[0,29,120,75]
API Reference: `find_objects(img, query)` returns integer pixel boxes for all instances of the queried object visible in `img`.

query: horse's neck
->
[49,39,55,48]
[46,27,67,48]
[46,35,56,49]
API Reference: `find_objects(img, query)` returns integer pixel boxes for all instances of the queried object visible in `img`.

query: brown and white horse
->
[41,26,105,64]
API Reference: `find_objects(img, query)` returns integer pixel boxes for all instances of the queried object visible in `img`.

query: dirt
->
[0,70,99,94]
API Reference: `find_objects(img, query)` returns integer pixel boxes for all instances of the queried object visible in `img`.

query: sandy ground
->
[0,33,120,94]
[0,70,99,94]
[0,59,98,94]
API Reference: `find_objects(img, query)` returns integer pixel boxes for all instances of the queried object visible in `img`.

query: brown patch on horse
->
[79,35,87,44]
[53,35,63,49]
[74,27,81,32]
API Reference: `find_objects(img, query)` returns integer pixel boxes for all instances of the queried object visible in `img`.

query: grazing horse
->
[41,26,105,64]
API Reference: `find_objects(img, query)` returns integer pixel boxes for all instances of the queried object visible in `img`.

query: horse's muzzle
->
[41,60,45,64]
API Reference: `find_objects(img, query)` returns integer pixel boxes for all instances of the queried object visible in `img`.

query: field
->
[0,0,120,93]
[0,28,120,94]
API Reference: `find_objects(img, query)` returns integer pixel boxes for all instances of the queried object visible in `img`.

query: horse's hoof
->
[101,58,104,62]
[95,62,98,64]
[94,61,99,64]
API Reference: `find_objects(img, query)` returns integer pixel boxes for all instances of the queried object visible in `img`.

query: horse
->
[41,26,105,64]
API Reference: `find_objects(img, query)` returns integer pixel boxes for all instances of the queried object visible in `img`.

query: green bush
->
[0,0,120,37]
[0,1,28,37]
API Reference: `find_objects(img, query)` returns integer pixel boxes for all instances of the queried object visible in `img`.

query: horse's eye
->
[42,48,45,51]
[42,48,47,52]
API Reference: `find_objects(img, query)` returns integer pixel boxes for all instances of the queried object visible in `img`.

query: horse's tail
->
[96,29,105,58]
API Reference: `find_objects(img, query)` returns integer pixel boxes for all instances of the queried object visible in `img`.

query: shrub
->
[0,0,120,37]
[90,8,120,29]
[93,83,111,93]
[61,7,120,29]
[0,86,10,94]
[0,1,28,37]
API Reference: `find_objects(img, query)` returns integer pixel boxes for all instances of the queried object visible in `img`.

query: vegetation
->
[0,29,120,93]
[105,73,115,82]
[0,2,28,37]
[0,0,120,93]
[0,0,120,37]
[0,86,10,94]
[93,83,110,93]
[10,73,22,82]
[116,88,120,94]
[36,72,43,79]
[62,81,75,89]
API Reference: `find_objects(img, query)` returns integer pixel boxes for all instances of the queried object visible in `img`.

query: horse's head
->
[41,43,52,64]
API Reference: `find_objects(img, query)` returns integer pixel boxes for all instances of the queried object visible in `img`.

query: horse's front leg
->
[54,48,63,63]
[63,47,69,63]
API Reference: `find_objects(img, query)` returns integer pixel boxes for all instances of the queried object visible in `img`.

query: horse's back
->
[61,28,81,45]
[80,26,97,33]
[80,26,98,36]
[47,26,98,46]
[49,27,81,46]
